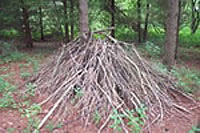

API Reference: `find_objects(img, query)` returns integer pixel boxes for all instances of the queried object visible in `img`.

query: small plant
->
[74,87,83,98]
[110,109,125,131]
[126,105,147,133]
[46,121,55,132]
[45,121,63,132]
[109,105,147,133]
[0,42,26,64]
[26,57,39,73]
[25,82,36,97]
[7,128,16,133]
[0,92,16,108]
[189,126,200,133]
[20,71,32,79]
[144,41,161,58]
[172,67,200,93]
[0,77,16,108]
[20,104,41,133]
[93,110,101,124]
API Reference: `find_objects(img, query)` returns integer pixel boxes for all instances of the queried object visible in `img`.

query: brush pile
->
[27,32,192,132]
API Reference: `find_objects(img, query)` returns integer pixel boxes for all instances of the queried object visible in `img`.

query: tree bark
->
[70,0,74,40]
[163,0,179,68]
[39,7,44,41]
[175,0,181,60]
[191,0,200,34]
[53,0,64,36]
[79,0,89,34]
[143,2,150,41]
[21,0,33,48]
[111,0,115,37]
[137,0,142,43]
[63,0,69,42]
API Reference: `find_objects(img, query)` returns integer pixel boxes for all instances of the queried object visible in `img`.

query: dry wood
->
[25,32,195,132]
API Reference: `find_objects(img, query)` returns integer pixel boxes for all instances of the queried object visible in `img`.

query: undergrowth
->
[154,62,200,94]
[0,41,26,64]
[110,105,147,133]
[0,77,16,108]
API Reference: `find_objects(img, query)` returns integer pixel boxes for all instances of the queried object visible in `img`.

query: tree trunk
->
[63,0,69,42]
[111,0,115,37]
[137,0,142,43]
[39,7,44,41]
[163,0,179,68]
[53,0,64,36]
[143,2,150,41]
[21,0,33,48]
[70,0,74,40]
[191,0,200,34]
[79,0,89,34]
[175,0,181,60]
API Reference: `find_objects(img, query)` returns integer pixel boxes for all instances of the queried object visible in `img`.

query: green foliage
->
[0,42,26,64]
[126,105,147,133]
[110,109,125,131]
[74,87,83,98]
[0,29,20,38]
[20,71,31,79]
[179,27,200,48]
[45,121,63,132]
[20,103,41,133]
[109,105,147,132]
[0,92,16,108]
[25,82,37,97]
[0,77,16,108]
[144,41,161,58]
[7,128,16,133]
[172,67,200,93]
[93,110,101,124]
[189,126,200,133]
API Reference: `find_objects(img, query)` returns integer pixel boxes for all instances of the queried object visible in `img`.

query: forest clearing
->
[0,0,200,133]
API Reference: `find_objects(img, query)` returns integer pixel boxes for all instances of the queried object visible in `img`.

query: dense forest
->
[0,0,200,133]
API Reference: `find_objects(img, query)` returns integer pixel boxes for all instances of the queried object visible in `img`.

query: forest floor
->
[0,41,200,133]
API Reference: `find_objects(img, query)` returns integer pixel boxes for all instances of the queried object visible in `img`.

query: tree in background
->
[163,0,179,68]
[79,0,89,34]
[143,1,150,41]
[191,0,200,34]
[39,6,44,41]
[110,0,115,37]
[70,0,74,40]
[137,0,142,43]
[20,0,33,48]
[63,0,70,42]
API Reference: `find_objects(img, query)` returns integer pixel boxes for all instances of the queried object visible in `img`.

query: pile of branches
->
[26,31,193,132]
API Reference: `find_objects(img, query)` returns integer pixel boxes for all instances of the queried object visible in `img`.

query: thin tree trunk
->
[137,0,142,43]
[191,0,196,33]
[143,2,150,41]
[70,0,74,40]
[191,0,200,34]
[111,0,115,37]
[39,7,44,41]
[53,0,64,36]
[175,0,181,60]
[63,0,69,42]
[21,0,33,48]
[163,0,179,68]
[79,0,89,34]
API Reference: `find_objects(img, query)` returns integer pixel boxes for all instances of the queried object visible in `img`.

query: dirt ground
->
[0,43,200,133]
